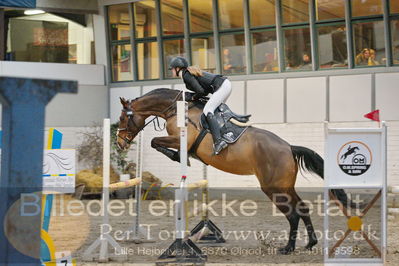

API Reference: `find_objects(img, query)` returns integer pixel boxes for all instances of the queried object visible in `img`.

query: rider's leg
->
[203,79,232,115]
[203,79,232,155]
[206,113,227,155]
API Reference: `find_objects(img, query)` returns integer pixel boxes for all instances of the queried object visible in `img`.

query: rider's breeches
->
[203,79,232,115]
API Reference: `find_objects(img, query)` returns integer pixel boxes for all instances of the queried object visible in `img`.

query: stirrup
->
[213,140,228,155]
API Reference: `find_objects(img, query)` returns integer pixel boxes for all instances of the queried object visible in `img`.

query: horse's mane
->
[139,87,205,109]
[143,88,180,98]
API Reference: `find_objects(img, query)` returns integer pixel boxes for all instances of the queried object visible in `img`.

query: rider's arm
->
[183,71,205,94]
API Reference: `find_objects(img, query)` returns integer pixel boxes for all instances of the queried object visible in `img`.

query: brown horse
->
[117,88,352,254]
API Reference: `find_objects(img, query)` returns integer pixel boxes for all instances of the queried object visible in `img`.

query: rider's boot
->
[206,113,228,155]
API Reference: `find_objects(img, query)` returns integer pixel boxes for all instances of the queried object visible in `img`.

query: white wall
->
[247,79,284,123]
[0,61,106,127]
[329,75,372,122]
[376,73,399,121]
[46,85,108,127]
[287,77,326,122]
[0,61,104,85]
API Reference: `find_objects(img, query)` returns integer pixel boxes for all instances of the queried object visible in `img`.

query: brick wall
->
[48,121,398,189]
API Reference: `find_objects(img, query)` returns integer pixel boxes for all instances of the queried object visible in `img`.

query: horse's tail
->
[291,145,358,209]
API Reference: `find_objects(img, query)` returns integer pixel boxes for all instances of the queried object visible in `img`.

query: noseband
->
[117,109,136,144]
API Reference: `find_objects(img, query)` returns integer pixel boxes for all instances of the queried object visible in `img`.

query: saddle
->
[188,94,251,159]
[199,103,250,143]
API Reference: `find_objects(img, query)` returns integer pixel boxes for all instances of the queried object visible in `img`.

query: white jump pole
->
[83,118,124,262]
[177,90,188,240]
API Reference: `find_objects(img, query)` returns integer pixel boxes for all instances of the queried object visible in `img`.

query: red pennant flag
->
[364,109,380,122]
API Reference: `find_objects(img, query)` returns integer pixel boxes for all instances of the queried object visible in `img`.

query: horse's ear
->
[120,97,127,107]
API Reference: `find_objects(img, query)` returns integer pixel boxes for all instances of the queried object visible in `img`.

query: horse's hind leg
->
[291,190,318,250]
[262,187,300,254]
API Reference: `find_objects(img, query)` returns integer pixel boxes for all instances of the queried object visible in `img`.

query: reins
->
[118,90,190,144]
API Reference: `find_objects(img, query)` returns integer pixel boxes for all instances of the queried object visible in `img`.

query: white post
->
[83,118,124,262]
[157,91,206,263]
[130,130,152,242]
[99,118,111,261]
[176,90,188,240]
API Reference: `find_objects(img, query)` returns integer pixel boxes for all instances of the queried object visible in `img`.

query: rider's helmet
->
[169,56,188,70]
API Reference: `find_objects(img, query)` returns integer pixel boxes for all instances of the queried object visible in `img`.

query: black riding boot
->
[206,113,228,155]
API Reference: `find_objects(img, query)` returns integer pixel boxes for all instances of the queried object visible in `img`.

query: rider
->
[169,56,232,155]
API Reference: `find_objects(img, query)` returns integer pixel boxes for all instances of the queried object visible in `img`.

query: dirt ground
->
[43,193,399,266]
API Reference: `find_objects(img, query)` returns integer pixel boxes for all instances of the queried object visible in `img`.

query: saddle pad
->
[200,113,249,144]
[220,121,249,144]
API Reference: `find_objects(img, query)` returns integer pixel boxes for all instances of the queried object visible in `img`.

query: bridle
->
[117,91,184,145]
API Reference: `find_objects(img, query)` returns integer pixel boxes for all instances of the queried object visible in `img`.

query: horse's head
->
[116,97,146,150]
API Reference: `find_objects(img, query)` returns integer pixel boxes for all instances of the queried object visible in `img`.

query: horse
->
[340,145,360,161]
[116,88,352,254]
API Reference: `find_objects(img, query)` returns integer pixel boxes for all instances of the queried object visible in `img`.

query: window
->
[161,0,184,35]
[249,0,276,27]
[105,0,399,82]
[391,20,399,64]
[352,0,383,17]
[108,4,132,81]
[135,0,157,38]
[218,0,244,30]
[353,20,385,67]
[137,42,159,80]
[391,0,399,14]
[163,39,185,78]
[108,4,131,41]
[111,44,133,81]
[189,0,213,33]
[284,27,312,70]
[220,33,246,75]
[316,0,345,21]
[191,36,216,73]
[317,24,347,68]
[251,30,278,72]
[6,11,95,64]
[282,0,309,24]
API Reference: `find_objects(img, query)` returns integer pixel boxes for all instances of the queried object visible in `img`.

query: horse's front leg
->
[151,136,190,165]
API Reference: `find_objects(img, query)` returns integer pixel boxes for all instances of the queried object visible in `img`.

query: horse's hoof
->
[278,245,295,255]
[305,240,317,250]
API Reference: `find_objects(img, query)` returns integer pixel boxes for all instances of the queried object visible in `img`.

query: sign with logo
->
[324,124,387,264]
[325,127,386,188]
[337,141,372,176]
[43,149,76,193]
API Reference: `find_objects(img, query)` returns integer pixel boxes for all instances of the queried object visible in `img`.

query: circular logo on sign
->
[337,141,372,176]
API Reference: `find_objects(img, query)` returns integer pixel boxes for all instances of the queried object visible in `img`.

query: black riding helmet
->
[169,56,188,70]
